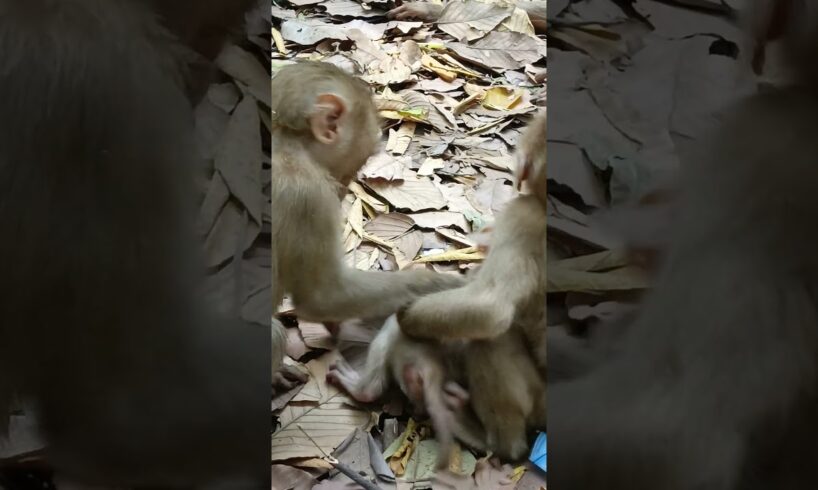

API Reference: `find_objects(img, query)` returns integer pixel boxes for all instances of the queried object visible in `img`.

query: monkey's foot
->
[273,365,308,392]
[326,360,380,403]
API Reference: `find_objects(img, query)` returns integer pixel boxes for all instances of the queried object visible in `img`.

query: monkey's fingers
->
[442,382,470,411]
[386,5,407,19]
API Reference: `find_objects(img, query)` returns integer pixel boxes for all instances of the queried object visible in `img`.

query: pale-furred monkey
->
[269,62,465,389]
[549,1,818,488]
[0,0,269,488]
[329,110,549,461]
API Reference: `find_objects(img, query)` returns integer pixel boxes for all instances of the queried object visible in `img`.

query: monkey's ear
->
[311,93,348,144]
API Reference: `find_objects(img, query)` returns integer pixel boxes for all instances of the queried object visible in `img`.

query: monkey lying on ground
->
[329,110,549,462]
[269,62,464,387]
[327,315,485,468]
[0,1,268,487]
[549,1,818,488]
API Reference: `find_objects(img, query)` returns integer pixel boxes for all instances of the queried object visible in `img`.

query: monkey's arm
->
[398,195,546,340]
[272,172,464,322]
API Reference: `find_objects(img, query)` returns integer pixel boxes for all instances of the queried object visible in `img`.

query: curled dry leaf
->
[358,152,408,182]
[410,211,470,231]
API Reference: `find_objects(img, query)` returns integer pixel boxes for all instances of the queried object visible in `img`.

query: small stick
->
[297,425,383,490]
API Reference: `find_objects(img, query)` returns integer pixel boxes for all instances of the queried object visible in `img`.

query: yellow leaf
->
[271,27,289,55]
[414,246,485,263]
[511,464,527,482]
[482,86,524,110]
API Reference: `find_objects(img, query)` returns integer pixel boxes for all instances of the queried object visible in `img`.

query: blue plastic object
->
[529,431,546,472]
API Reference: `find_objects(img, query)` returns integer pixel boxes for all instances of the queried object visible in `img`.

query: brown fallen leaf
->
[448,31,544,71]
[365,171,447,212]
[437,0,513,41]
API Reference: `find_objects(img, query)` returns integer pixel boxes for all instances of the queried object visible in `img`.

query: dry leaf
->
[415,246,484,263]
[364,212,416,239]
[417,157,446,176]
[448,32,544,71]
[359,152,408,181]
[271,27,289,55]
[481,86,525,110]
[437,0,513,41]
[323,0,384,17]
[272,355,375,462]
[280,19,348,45]
[410,211,470,231]
[387,122,416,155]
[366,171,447,211]
[299,321,335,350]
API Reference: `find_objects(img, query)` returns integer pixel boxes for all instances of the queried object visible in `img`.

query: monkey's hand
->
[386,2,444,21]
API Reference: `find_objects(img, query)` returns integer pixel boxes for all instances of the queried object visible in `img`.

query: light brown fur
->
[269,62,464,383]
[329,110,548,461]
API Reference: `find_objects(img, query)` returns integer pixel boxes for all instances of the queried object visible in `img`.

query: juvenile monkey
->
[549,1,818,488]
[397,109,547,345]
[0,0,268,487]
[327,316,484,468]
[330,111,549,461]
[269,62,464,380]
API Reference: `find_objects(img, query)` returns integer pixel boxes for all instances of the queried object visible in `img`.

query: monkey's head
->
[748,0,818,83]
[271,61,381,185]
[515,109,547,205]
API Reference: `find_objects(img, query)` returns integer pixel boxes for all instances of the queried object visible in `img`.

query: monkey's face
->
[334,103,382,185]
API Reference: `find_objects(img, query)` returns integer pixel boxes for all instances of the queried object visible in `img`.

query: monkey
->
[548,1,818,488]
[326,315,485,469]
[0,1,271,487]
[328,110,549,462]
[396,108,547,345]
[269,61,465,386]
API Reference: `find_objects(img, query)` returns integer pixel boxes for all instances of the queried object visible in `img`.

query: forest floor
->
[271,0,546,488]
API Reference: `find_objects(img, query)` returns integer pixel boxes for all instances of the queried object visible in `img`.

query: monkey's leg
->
[326,316,401,402]
[327,358,389,403]
[272,318,307,393]
[414,360,458,469]
[465,336,536,461]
